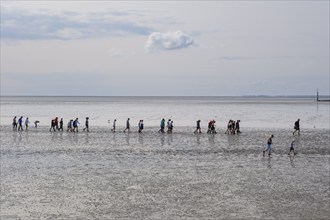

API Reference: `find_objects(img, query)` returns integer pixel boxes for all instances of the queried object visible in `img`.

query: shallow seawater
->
[1,126,329,219]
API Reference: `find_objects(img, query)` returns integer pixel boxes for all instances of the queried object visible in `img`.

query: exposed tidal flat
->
[1,125,329,219]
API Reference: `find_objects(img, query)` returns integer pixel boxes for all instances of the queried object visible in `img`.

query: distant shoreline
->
[1,95,328,99]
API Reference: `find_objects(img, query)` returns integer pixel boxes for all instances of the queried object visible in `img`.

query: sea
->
[0,96,329,219]
[1,96,329,129]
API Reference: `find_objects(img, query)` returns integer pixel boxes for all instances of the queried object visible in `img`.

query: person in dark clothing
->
[54,117,59,130]
[50,117,58,131]
[138,120,144,133]
[263,135,274,156]
[210,120,216,134]
[123,118,130,133]
[18,116,23,131]
[293,119,300,135]
[194,120,201,134]
[235,120,241,134]
[158,118,165,133]
[34,120,40,128]
[12,116,17,131]
[83,117,89,132]
[288,140,296,155]
[50,119,56,131]
[111,119,116,132]
[58,118,64,131]
[207,120,212,134]
[73,118,80,132]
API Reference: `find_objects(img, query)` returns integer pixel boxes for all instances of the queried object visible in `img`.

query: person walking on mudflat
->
[138,120,144,133]
[158,118,165,133]
[58,118,64,131]
[235,120,241,134]
[25,117,30,130]
[293,119,300,135]
[111,119,117,132]
[18,116,24,131]
[167,119,173,133]
[83,117,89,132]
[73,118,80,132]
[67,119,73,132]
[12,116,17,131]
[263,135,274,156]
[194,120,201,134]
[288,140,296,155]
[50,117,58,132]
[123,118,130,133]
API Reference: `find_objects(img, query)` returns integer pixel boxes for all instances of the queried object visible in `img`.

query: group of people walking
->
[12,116,31,131]
[225,120,241,134]
[12,116,89,132]
[11,116,301,156]
[110,118,144,133]
[263,118,300,157]
[11,116,300,136]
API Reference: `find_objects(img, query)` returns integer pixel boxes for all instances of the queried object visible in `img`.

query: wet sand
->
[1,126,329,219]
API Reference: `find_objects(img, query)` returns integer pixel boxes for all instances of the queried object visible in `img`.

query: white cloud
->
[145,30,194,53]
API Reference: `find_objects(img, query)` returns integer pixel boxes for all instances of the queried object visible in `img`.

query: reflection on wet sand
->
[1,126,329,219]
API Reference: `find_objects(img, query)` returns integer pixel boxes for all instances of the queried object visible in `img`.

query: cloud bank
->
[1,8,153,41]
[145,31,194,53]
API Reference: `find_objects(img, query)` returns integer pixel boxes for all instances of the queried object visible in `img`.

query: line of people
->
[225,120,241,134]
[11,116,301,138]
[12,116,33,131]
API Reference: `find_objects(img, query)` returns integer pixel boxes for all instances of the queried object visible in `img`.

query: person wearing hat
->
[263,134,274,156]
[83,117,89,132]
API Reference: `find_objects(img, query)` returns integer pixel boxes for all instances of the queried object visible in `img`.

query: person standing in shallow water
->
[50,117,58,132]
[111,119,116,132]
[73,118,80,132]
[58,118,64,131]
[158,118,165,133]
[194,120,201,134]
[293,119,300,135]
[263,135,274,156]
[123,118,130,133]
[67,119,73,132]
[167,119,173,133]
[138,120,144,133]
[235,120,241,134]
[12,116,17,131]
[34,120,40,128]
[83,117,89,132]
[18,116,24,131]
[25,117,30,130]
[288,140,296,155]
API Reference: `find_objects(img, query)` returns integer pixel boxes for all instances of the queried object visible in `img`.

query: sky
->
[1,0,329,96]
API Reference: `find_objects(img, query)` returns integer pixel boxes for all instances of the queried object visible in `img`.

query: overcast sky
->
[1,1,329,96]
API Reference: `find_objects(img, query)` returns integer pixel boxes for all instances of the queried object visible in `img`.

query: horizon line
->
[0,95,325,98]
